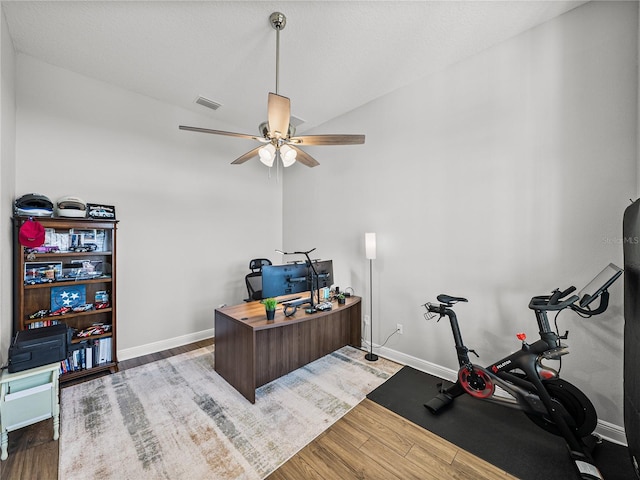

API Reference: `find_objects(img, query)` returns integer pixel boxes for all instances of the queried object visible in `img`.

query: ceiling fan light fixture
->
[280,144,297,167]
[178,11,364,169]
[259,143,276,167]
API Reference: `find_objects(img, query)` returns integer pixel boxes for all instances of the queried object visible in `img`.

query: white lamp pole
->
[365,232,378,361]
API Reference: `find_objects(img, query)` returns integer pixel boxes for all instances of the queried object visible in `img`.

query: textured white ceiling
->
[3,1,585,134]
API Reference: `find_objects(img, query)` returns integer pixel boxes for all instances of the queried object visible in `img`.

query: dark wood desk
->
[214,296,361,403]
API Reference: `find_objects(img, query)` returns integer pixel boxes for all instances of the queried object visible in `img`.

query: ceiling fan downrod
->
[270,12,286,95]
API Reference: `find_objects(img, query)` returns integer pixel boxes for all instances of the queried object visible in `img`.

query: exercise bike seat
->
[436,294,468,305]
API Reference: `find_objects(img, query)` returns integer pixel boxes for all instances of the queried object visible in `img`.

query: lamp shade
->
[259,144,276,167]
[280,144,297,167]
[365,232,376,259]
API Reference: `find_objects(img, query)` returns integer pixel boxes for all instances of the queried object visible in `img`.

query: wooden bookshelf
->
[12,217,118,382]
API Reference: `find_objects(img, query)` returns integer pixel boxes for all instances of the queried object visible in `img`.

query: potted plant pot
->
[263,297,277,321]
[337,294,346,305]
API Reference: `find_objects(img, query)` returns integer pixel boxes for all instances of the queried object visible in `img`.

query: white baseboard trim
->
[377,344,458,381]
[376,345,628,447]
[117,328,214,362]
[595,419,628,446]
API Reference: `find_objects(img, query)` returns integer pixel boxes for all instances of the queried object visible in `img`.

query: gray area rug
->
[59,345,401,479]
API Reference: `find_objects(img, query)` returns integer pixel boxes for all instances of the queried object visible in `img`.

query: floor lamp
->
[365,232,378,362]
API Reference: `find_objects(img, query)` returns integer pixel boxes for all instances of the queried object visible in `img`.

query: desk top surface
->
[215,294,361,330]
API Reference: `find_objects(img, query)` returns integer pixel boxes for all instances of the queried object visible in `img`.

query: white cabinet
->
[0,363,60,460]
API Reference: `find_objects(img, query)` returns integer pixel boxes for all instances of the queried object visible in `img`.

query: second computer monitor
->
[310,260,333,291]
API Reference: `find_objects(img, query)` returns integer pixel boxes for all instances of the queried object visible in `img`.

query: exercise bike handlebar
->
[529,285,580,311]
[549,286,576,305]
[529,286,612,317]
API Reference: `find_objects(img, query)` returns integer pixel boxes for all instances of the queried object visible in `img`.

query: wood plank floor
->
[267,399,516,480]
[0,339,517,480]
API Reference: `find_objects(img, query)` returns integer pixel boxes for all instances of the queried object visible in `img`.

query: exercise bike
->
[422,264,622,480]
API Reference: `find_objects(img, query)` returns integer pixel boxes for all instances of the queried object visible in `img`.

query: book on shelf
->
[85,345,93,369]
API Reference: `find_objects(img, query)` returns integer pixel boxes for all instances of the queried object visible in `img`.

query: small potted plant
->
[337,293,346,305]
[262,297,277,320]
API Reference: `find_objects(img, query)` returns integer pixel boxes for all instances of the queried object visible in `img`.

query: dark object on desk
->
[244,258,272,301]
[8,324,70,373]
[315,302,332,311]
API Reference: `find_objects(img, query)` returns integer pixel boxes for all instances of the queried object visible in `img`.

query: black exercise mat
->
[367,366,634,480]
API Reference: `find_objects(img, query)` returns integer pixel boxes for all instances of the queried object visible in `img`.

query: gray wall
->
[283,1,637,439]
[0,9,16,367]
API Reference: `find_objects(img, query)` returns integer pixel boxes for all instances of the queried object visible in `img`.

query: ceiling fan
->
[179,12,365,168]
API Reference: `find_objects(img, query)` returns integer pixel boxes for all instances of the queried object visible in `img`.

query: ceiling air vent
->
[195,96,222,111]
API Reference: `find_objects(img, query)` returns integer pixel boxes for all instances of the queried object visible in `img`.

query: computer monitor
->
[309,260,333,291]
[261,263,309,298]
[578,263,623,307]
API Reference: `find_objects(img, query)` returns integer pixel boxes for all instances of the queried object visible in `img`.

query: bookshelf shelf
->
[26,251,113,259]
[24,308,114,327]
[59,362,116,382]
[24,277,112,290]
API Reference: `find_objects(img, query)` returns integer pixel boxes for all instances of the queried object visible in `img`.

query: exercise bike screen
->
[578,263,623,307]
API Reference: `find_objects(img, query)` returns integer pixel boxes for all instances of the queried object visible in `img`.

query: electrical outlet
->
[364,315,370,325]
[396,323,404,335]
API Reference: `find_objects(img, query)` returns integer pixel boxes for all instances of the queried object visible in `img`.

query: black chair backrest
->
[250,258,272,272]
[245,258,272,301]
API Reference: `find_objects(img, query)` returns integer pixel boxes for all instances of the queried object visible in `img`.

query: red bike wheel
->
[459,365,495,399]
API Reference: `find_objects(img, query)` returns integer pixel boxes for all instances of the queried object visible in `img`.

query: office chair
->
[245,258,272,301]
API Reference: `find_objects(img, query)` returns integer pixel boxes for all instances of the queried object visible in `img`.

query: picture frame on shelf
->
[87,204,116,220]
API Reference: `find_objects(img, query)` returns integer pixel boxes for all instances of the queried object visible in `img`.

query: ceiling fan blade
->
[267,93,290,139]
[289,134,365,146]
[231,146,262,165]
[179,125,260,141]
[291,146,320,168]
